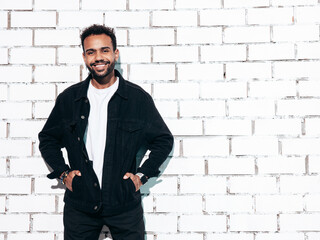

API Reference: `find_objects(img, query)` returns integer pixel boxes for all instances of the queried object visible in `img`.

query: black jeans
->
[63,203,145,240]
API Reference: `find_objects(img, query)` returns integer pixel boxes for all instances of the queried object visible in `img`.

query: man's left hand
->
[123,173,142,192]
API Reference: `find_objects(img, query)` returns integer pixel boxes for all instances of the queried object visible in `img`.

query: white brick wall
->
[1,1,320,239]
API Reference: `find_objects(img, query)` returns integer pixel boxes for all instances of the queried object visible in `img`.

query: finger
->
[123,172,133,179]
[74,170,81,176]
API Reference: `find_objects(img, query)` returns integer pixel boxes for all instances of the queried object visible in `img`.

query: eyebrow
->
[85,46,111,53]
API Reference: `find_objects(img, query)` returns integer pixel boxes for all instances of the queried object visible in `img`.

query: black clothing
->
[38,70,173,215]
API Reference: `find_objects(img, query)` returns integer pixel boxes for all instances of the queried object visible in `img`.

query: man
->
[38,24,173,240]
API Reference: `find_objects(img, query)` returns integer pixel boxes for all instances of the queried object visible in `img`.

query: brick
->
[205,119,251,136]
[130,29,174,46]
[7,233,55,240]
[118,47,150,63]
[153,11,197,27]
[130,0,173,9]
[273,25,319,42]
[258,157,305,174]
[256,195,303,212]
[0,177,31,194]
[140,176,177,194]
[34,0,79,10]
[281,214,320,231]
[255,233,304,240]
[35,66,80,83]
[160,157,204,175]
[255,119,301,135]
[272,0,318,6]
[249,43,294,60]
[10,157,49,175]
[56,82,79,94]
[224,26,270,43]
[10,84,55,101]
[157,233,203,240]
[129,64,175,81]
[59,12,103,27]
[275,62,320,79]
[180,215,226,232]
[0,12,7,27]
[308,233,320,240]
[277,99,320,116]
[200,9,245,26]
[142,195,153,213]
[229,100,275,117]
[207,234,254,240]
[180,100,226,117]
[227,62,272,79]
[297,42,320,59]
[230,176,277,194]
[34,102,55,119]
[176,0,220,8]
[0,0,32,9]
[180,176,227,194]
[0,84,7,100]
[206,195,253,213]
[232,137,278,156]
[248,8,293,25]
[0,30,32,46]
[296,6,320,23]
[0,122,6,138]
[11,12,56,27]
[154,83,199,99]
[35,30,80,46]
[10,120,45,138]
[0,215,29,231]
[0,140,32,157]
[183,137,229,157]
[10,48,55,64]
[230,214,277,231]
[280,176,320,193]
[208,157,255,174]
[177,27,222,44]
[154,101,177,118]
[0,66,32,83]
[201,82,247,99]
[165,119,202,136]
[178,63,223,81]
[224,0,269,8]
[105,11,149,28]
[58,47,83,64]
[0,48,7,64]
[9,196,55,213]
[250,80,296,98]
[156,196,202,213]
[305,194,320,212]
[144,214,177,232]
[34,177,65,194]
[201,45,246,62]
[0,196,5,212]
[309,156,320,173]
[306,118,320,135]
[33,214,63,231]
[0,103,32,119]
[282,138,320,155]
[153,46,198,63]
[82,0,126,10]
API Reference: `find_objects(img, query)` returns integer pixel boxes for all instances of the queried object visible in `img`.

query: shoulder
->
[125,80,153,101]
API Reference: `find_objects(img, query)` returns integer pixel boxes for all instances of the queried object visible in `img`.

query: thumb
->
[123,172,130,179]
[74,170,81,176]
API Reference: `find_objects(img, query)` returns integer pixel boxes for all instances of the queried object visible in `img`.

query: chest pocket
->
[117,121,144,151]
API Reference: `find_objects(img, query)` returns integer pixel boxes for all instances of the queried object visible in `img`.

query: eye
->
[87,51,94,55]
[103,48,109,53]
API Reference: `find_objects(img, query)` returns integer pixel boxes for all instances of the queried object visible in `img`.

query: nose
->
[94,51,103,62]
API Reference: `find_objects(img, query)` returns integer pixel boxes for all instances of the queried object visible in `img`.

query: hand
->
[123,172,142,192]
[64,170,81,192]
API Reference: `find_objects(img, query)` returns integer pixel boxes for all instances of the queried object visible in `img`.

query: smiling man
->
[38,24,173,240]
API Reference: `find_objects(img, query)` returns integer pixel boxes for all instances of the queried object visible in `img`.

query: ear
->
[82,52,86,61]
[114,49,119,62]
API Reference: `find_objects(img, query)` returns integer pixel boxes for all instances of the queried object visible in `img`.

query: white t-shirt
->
[85,78,119,187]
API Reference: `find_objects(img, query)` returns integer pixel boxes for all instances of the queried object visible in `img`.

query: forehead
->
[83,34,113,50]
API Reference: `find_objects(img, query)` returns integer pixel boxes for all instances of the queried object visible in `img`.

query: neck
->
[91,71,117,89]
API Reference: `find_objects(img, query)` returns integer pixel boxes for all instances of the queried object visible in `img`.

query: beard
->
[86,60,115,83]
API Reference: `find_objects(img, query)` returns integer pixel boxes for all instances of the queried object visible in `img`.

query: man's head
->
[80,25,119,83]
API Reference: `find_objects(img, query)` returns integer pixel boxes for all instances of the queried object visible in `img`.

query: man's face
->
[82,34,119,81]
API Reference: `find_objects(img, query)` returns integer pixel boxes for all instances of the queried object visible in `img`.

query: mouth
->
[91,62,109,71]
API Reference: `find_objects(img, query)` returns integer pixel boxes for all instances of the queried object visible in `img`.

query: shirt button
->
[94,206,98,210]
[85,159,88,163]
[81,115,85,119]
[94,183,98,187]
[85,99,88,103]
[77,137,80,141]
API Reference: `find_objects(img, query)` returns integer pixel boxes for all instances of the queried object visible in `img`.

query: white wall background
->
[1,0,320,239]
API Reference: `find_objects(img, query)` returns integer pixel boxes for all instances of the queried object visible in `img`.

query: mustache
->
[90,61,110,67]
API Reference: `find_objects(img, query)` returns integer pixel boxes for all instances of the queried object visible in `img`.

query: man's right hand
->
[64,170,81,192]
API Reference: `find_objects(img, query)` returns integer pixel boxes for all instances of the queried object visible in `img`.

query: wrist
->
[136,172,148,184]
